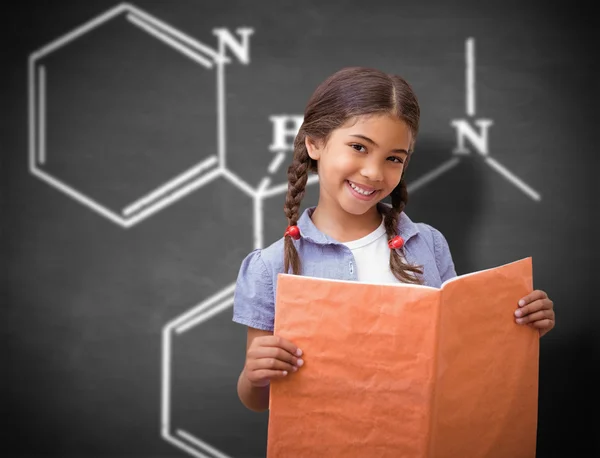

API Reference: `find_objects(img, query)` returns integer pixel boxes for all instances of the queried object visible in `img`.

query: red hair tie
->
[388,235,404,250]
[284,225,301,240]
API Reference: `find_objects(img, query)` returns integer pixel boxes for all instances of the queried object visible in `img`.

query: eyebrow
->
[349,134,409,154]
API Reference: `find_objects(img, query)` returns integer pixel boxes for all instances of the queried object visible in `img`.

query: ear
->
[305,136,322,161]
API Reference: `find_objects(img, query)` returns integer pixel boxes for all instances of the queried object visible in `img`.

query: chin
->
[339,199,379,216]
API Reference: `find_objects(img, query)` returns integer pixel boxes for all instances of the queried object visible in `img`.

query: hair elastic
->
[388,235,404,250]
[284,225,301,240]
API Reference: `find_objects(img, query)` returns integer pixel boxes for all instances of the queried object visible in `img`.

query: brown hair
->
[283,66,424,284]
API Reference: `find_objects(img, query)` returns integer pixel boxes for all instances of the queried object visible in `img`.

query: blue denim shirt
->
[232,203,457,331]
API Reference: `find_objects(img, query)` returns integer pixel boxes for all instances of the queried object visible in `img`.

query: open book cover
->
[267,257,539,458]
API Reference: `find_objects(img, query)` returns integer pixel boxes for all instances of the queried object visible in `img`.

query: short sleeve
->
[431,227,457,283]
[232,249,275,331]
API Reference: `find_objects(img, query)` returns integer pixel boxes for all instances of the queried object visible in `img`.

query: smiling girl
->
[232,66,555,412]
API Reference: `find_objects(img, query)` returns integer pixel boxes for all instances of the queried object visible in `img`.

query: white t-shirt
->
[342,218,408,284]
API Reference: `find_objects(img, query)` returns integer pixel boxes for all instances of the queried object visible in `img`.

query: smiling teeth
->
[349,182,375,195]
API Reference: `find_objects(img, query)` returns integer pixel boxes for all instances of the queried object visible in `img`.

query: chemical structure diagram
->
[28,3,543,457]
[28,2,313,250]
[408,38,542,201]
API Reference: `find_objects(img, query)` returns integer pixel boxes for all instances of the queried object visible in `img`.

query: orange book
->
[268,257,539,458]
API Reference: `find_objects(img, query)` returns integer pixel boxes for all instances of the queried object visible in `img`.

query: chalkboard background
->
[3,1,597,457]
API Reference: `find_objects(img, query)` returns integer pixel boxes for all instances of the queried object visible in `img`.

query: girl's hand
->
[514,290,555,337]
[243,335,304,387]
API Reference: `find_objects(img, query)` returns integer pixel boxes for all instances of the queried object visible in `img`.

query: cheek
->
[385,166,405,184]
[322,151,354,175]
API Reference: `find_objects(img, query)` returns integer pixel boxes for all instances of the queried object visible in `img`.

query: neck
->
[311,202,383,243]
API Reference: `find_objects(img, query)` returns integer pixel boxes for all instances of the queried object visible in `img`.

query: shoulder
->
[246,232,322,274]
[258,237,286,273]
[394,209,444,249]
[231,238,286,332]
[234,237,286,289]
[414,221,446,253]
[405,215,456,282]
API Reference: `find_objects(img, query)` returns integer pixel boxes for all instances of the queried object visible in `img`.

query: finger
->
[515,298,553,318]
[247,347,303,368]
[246,347,304,368]
[528,318,555,331]
[537,322,555,337]
[248,357,299,374]
[518,290,548,307]
[515,309,553,325]
[248,369,291,385]
[254,335,303,357]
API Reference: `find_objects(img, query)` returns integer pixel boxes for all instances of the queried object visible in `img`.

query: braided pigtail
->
[283,134,313,274]
[384,178,424,284]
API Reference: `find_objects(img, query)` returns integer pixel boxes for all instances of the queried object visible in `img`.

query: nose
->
[360,159,384,182]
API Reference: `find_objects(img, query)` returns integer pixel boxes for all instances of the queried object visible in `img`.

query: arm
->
[233,249,304,412]
[237,327,303,413]
[237,328,273,412]
[233,249,274,413]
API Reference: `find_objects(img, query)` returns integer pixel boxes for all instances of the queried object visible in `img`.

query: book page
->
[430,257,538,458]
[440,256,534,288]
[269,275,441,457]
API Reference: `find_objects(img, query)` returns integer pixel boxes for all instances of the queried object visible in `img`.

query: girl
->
[232,67,555,412]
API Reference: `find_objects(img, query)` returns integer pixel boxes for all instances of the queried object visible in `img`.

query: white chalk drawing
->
[411,37,541,201]
[28,2,309,241]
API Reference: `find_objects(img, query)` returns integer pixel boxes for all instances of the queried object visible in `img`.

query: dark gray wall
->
[3,1,597,457]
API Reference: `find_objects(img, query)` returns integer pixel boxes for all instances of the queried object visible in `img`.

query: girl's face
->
[306,113,411,218]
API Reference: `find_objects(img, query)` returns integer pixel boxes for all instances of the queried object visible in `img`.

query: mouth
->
[346,180,380,200]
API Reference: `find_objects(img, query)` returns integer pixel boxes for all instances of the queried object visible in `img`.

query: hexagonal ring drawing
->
[162,284,237,458]
[27,2,247,228]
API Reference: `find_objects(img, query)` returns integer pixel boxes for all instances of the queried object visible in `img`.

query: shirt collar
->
[296,202,420,246]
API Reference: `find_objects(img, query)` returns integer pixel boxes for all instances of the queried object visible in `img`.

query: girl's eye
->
[350,143,366,153]
[388,156,404,164]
